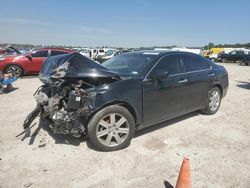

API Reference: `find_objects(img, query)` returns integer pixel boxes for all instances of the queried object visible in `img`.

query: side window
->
[51,50,67,56]
[31,50,48,58]
[152,55,182,75]
[182,54,211,72]
[230,51,236,55]
[236,51,244,55]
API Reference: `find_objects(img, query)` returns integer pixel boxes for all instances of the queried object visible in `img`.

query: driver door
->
[228,51,238,61]
[142,54,188,126]
[29,50,49,72]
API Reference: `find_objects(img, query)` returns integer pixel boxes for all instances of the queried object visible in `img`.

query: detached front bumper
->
[23,105,40,129]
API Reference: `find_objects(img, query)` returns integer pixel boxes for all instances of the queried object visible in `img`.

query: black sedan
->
[24,51,228,151]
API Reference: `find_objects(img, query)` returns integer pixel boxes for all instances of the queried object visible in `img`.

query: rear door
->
[235,51,245,61]
[30,50,48,72]
[180,53,213,111]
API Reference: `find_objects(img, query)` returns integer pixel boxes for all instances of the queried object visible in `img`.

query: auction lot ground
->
[0,63,249,188]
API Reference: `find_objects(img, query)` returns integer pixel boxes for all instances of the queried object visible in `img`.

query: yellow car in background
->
[204,48,225,61]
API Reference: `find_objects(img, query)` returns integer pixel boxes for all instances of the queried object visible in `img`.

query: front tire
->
[4,64,23,77]
[87,105,135,151]
[201,87,221,115]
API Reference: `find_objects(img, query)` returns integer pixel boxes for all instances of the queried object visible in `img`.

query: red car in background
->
[0,49,4,55]
[0,48,74,77]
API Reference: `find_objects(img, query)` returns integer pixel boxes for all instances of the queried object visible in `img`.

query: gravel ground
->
[0,63,249,188]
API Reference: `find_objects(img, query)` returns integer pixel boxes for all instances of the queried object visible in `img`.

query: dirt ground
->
[0,63,249,188]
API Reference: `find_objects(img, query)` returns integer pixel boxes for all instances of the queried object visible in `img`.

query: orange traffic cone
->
[175,157,191,188]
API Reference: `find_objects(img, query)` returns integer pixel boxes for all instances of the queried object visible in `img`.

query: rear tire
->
[221,58,227,63]
[201,87,221,115]
[87,105,135,151]
[4,64,23,77]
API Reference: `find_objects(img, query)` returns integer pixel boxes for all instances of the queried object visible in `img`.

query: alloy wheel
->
[209,90,220,112]
[5,65,22,77]
[96,113,130,147]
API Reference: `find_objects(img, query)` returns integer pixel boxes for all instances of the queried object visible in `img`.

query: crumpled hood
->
[39,52,119,83]
[4,45,21,54]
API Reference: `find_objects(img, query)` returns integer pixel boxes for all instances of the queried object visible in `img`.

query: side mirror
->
[150,71,169,81]
[26,55,32,61]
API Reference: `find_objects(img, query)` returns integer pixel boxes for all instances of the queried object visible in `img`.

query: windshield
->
[102,53,156,77]
[229,50,236,55]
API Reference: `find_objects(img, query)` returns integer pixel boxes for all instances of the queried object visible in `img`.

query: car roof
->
[125,50,198,57]
[34,48,75,52]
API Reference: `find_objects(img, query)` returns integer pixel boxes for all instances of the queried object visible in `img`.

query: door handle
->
[178,78,188,83]
[208,73,215,76]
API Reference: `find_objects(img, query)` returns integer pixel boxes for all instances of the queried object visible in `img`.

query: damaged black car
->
[23,51,228,151]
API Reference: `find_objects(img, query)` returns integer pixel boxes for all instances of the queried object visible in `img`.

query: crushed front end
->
[31,80,96,137]
[23,52,120,137]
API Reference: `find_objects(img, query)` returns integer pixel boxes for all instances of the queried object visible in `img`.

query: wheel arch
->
[4,63,24,75]
[86,101,138,126]
[213,84,223,96]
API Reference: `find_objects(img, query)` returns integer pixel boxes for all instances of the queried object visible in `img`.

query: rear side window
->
[236,51,245,55]
[152,54,182,75]
[182,54,211,72]
[31,50,48,58]
[51,50,67,56]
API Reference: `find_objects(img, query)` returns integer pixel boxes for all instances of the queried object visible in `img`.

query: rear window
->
[182,54,211,72]
[51,50,67,56]
[236,51,245,55]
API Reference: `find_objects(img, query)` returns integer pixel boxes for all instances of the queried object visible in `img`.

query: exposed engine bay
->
[23,52,120,137]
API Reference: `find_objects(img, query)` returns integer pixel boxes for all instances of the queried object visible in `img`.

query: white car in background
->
[89,49,105,59]
[155,47,203,55]
[171,47,203,55]
[79,48,91,57]
[72,48,91,58]
[101,50,122,60]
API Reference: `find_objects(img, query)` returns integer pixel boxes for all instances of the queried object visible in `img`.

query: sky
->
[0,0,250,48]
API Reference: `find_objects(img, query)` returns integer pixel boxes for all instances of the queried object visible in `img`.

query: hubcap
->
[209,90,220,111]
[96,113,129,147]
[7,66,21,77]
